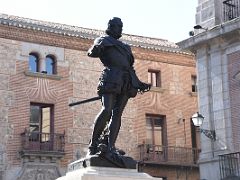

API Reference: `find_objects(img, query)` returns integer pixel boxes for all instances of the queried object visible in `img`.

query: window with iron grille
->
[223,0,240,21]
[219,152,240,179]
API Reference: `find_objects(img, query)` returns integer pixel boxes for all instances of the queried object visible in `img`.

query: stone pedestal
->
[57,166,162,180]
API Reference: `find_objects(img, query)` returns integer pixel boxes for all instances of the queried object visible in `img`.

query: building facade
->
[179,0,240,179]
[0,13,199,180]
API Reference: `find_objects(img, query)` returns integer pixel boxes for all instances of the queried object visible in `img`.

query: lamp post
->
[191,112,216,141]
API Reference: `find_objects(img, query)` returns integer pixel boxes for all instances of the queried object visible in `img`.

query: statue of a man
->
[87,17,150,156]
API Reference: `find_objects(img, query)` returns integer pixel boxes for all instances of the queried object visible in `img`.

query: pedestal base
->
[57,166,162,180]
[68,155,136,171]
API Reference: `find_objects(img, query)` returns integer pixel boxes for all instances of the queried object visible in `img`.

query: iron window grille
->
[223,0,240,21]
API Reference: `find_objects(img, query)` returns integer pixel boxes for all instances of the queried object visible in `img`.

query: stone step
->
[57,166,162,180]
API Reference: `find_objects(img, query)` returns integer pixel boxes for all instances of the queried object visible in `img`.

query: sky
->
[0,0,198,43]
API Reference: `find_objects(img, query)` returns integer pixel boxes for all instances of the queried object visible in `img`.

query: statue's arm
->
[87,37,104,58]
[128,49,151,92]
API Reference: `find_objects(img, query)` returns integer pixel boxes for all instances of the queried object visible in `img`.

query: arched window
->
[29,53,39,72]
[45,55,56,75]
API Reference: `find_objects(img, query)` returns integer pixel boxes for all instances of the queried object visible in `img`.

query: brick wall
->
[133,49,197,149]
[7,53,74,167]
[0,37,17,175]
[0,22,198,180]
[0,38,74,170]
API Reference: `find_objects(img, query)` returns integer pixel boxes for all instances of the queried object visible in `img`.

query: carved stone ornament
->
[17,164,61,180]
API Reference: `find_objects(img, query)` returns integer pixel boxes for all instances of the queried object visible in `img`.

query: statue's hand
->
[138,82,151,93]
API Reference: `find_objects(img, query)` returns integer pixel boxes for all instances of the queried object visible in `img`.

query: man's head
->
[106,17,123,39]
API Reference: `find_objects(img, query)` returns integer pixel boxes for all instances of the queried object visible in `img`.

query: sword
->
[69,96,101,107]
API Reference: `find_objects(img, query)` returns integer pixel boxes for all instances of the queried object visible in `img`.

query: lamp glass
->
[192,112,204,127]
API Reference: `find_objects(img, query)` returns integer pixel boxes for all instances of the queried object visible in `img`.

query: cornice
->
[178,17,240,51]
[0,13,192,55]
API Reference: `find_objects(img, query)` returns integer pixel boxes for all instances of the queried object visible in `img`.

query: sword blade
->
[69,96,101,107]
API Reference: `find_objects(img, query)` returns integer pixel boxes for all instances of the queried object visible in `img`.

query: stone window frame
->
[28,52,40,73]
[145,114,167,152]
[29,102,54,141]
[21,42,64,80]
[28,52,57,75]
[44,54,57,75]
[26,52,61,80]
[147,69,165,93]
[148,69,161,87]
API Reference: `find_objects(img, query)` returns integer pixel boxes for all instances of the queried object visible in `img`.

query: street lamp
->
[191,112,216,141]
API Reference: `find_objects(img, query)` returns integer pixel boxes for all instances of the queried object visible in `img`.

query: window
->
[29,53,39,72]
[148,70,161,87]
[28,53,57,75]
[191,75,197,92]
[146,115,166,149]
[45,55,56,75]
[223,0,240,21]
[30,103,53,142]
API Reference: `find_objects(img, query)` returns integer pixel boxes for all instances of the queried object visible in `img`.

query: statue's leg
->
[108,94,129,151]
[88,94,115,155]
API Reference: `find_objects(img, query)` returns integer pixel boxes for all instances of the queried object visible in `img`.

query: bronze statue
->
[87,17,150,157]
[69,17,150,169]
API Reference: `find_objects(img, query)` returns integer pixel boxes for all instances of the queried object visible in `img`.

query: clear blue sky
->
[0,0,197,43]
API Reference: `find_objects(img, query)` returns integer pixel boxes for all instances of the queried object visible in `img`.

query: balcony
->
[139,144,200,167]
[219,152,240,179]
[20,130,65,161]
[223,0,240,21]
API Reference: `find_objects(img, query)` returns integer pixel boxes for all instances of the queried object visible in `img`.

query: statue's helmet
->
[106,17,123,39]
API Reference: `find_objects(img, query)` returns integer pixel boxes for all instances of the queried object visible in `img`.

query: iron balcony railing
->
[139,144,200,166]
[219,152,240,179]
[21,130,65,152]
[223,0,240,21]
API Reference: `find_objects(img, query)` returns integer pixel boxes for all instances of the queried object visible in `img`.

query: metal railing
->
[223,0,240,21]
[219,152,240,179]
[139,144,200,166]
[21,130,65,152]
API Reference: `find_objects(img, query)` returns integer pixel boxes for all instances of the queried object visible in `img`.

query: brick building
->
[0,13,199,180]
